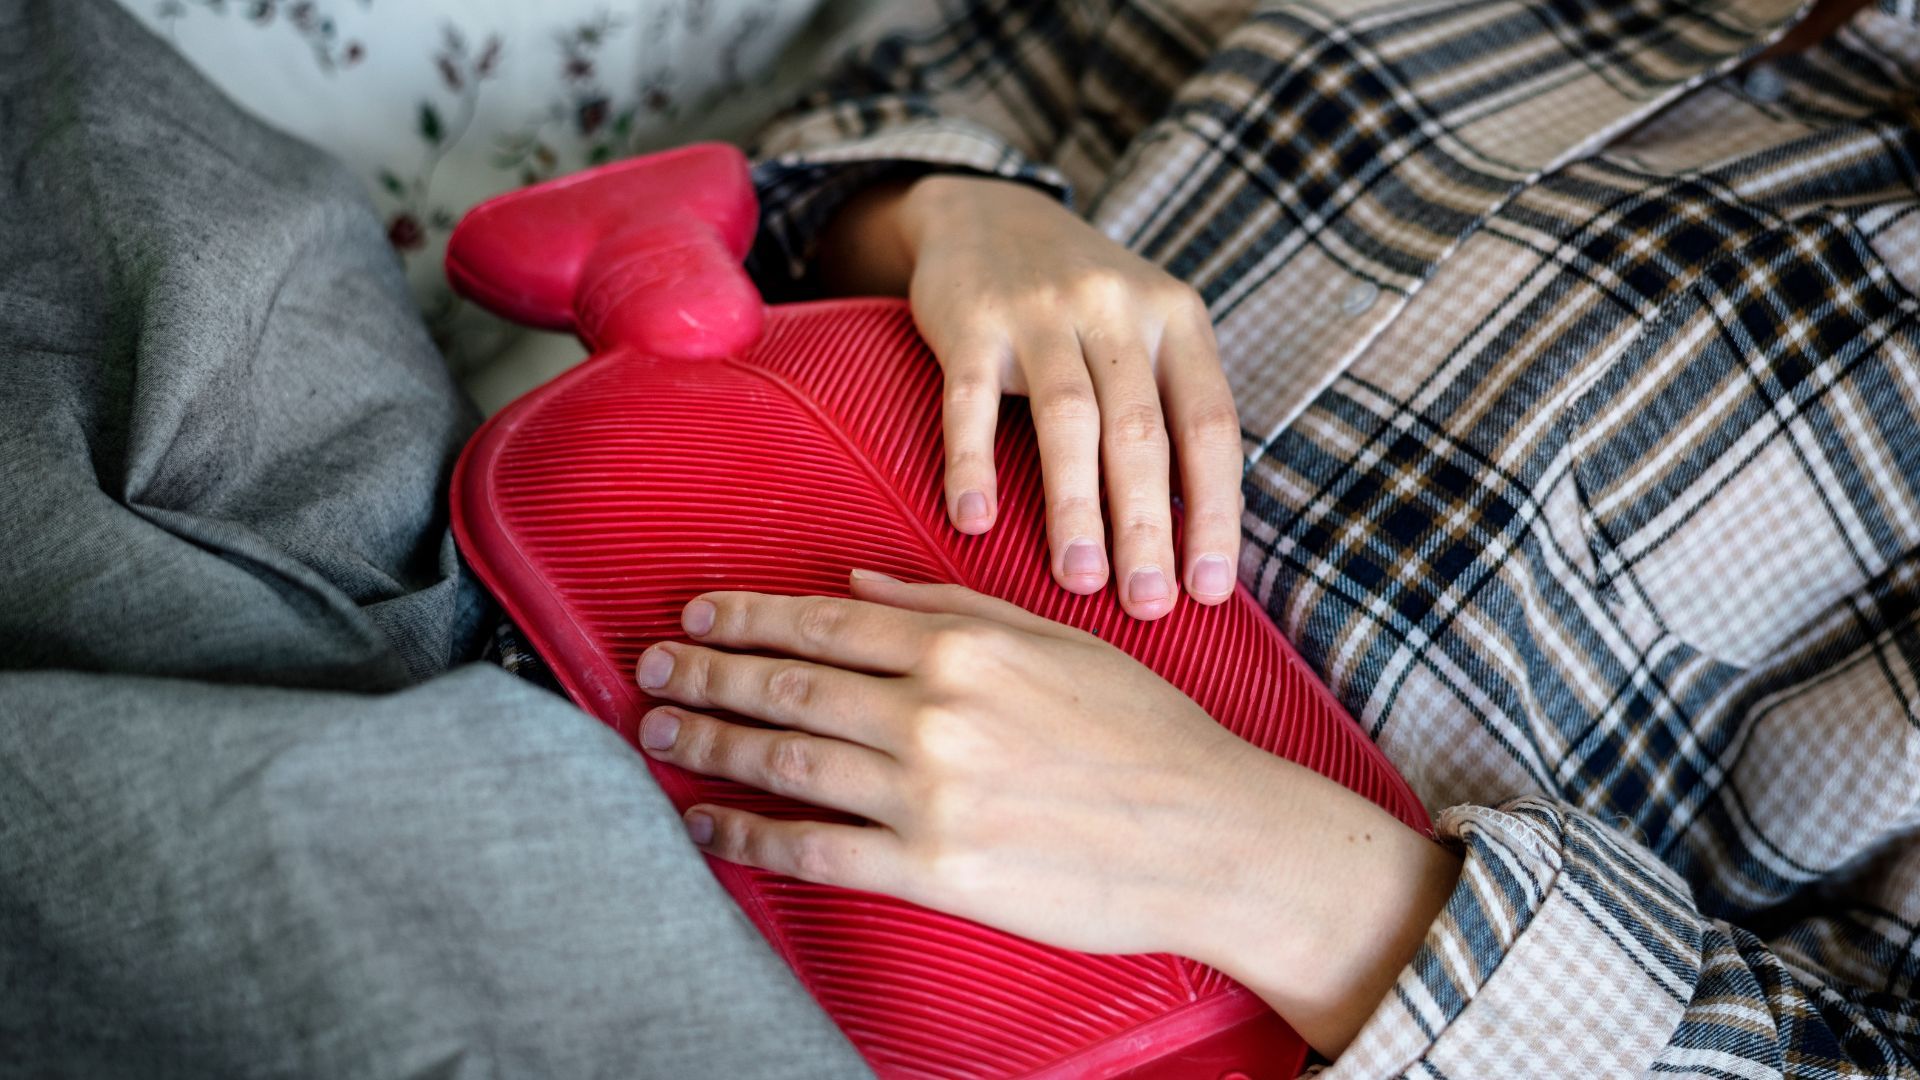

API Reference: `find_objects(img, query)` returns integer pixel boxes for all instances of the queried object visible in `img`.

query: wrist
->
[891,172,961,260]
[1182,759,1461,1058]
[816,172,1056,296]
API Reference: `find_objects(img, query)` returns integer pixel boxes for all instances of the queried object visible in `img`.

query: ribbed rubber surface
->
[453,298,1430,1080]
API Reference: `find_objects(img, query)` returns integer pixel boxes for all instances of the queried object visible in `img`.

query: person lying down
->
[2,0,1915,1076]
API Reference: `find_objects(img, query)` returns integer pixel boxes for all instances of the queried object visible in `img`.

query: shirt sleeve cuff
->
[748,119,1074,290]
[1324,796,1699,1077]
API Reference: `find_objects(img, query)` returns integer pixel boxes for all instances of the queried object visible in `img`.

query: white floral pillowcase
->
[119,0,830,370]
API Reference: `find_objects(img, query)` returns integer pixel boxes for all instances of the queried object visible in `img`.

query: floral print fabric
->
[121,0,828,368]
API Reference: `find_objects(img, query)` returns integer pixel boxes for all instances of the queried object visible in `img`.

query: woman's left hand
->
[633,570,1460,1057]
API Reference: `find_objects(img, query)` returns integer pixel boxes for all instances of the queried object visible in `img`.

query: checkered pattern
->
[746,0,1920,1074]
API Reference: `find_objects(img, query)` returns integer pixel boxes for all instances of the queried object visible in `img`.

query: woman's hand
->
[815,176,1244,621]
[633,572,1461,1056]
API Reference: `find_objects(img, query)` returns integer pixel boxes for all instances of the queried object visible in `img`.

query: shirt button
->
[1341,279,1380,317]
[1743,64,1785,103]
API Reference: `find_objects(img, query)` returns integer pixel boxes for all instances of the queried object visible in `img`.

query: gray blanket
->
[0,2,867,1075]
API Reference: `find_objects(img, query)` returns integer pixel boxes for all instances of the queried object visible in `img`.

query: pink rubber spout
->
[444,142,764,357]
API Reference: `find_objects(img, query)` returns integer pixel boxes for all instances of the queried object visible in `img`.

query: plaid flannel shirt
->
[748,0,1920,1075]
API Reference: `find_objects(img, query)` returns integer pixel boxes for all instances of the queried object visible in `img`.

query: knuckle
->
[1185,496,1244,533]
[1115,513,1169,548]
[1046,494,1101,528]
[1182,398,1243,447]
[1160,280,1210,318]
[1067,268,1131,309]
[787,830,839,883]
[679,649,714,701]
[944,371,996,409]
[922,620,996,671]
[907,692,949,728]
[733,819,774,869]
[1034,384,1098,429]
[1107,401,1169,451]
[793,599,846,651]
[764,733,817,789]
[918,779,969,835]
[709,596,746,639]
[708,812,746,859]
[898,706,942,759]
[945,447,993,475]
[764,662,814,713]
[919,629,968,678]
[905,705,988,771]
[923,842,988,897]
[676,715,719,768]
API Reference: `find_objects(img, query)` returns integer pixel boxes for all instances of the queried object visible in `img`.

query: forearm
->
[813,177,920,296]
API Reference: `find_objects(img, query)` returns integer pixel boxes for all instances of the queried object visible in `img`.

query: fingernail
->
[637,646,674,689]
[685,811,715,845]
[1063,539,1104,578]
[682,599,715,636]
[955,490,990,530]
[1191,554,1233,598]
[640,709,679,750]
[850,568,899,583]
[1128,566,1170,605]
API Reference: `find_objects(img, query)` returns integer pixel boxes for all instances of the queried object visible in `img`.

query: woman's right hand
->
[815,174,1244,621]
[633,575,1461,1057]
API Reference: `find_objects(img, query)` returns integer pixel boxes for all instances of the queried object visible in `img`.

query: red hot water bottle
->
[446,143,1429,1080]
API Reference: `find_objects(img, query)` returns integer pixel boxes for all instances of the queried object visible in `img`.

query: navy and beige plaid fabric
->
[748,0,1920,1075]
